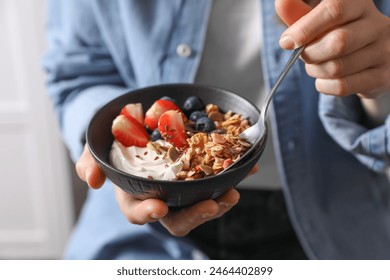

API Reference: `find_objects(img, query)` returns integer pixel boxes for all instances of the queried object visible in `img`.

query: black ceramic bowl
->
[86,84,265,207]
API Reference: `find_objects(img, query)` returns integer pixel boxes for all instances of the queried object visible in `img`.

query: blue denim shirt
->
[42,0,390,259]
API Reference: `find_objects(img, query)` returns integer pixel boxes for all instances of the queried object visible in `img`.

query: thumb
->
[275,0,312,26]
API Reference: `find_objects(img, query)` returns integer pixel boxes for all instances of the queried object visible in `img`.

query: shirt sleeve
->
[41,0,130,161]
[318,94,390,173]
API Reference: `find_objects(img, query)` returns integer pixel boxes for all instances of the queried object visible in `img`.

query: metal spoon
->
[220,46,304,174]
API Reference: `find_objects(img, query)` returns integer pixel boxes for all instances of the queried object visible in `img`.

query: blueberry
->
[189,111,207,122]
[145,126,153,134]
[160,96,177,104]
[150,129,162,141]
[195,117,216,132]
[183,96,205,114]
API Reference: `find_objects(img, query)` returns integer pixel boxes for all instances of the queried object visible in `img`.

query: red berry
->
[144,99,181,130]
[112,115,150,147]
[158,110,188,149]
[120,103,144,125]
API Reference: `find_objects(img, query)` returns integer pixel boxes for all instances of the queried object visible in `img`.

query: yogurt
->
[110,140,183,180]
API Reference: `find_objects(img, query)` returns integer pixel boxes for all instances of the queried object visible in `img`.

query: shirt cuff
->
[319,94,390,173]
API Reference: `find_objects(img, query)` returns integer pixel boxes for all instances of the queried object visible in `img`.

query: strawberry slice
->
[120,103,144,125]
[144,99,181,130]
[112,114,150,147]
[158,110,188,149]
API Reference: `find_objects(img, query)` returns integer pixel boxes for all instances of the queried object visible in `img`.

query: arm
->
[360,94,390,127]
[42,0,129,161]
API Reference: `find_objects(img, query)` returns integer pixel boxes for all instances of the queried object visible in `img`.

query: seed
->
[167,146,180,162]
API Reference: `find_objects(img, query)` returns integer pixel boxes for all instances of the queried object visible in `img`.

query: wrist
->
[359,91,390,127]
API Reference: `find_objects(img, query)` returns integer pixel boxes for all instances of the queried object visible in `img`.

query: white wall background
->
[0,0,74,259]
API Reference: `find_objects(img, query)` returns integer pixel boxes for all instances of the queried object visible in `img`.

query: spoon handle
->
[260,46,304,124]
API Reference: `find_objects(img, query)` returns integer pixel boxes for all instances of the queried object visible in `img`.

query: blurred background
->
[0,0,86,259]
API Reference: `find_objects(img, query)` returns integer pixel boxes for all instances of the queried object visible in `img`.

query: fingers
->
[315,66,390,97]
[160,200,219,237]
[277,0,390,97]
[305,42,384,79]
[211,188,241,220]
[248,164,260,176]
[75,144,106,189]
[278,0,368,49]
[275,0,313,26]
[115,186,169,224]
[301,19,378,64]
[115,183,241,236]
[160,188,240,237]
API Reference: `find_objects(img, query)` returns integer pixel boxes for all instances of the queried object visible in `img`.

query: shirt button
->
[176,43,192,58]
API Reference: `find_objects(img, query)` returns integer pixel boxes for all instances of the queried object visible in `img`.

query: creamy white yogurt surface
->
[110,140,183,181]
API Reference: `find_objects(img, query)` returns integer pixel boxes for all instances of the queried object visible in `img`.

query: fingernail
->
[150,213,161,219]
[219,202,233,208]
[201,213,212,219]
[279,35,295,49]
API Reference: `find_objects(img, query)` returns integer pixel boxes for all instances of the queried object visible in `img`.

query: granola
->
[170,104,251,180]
